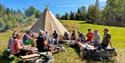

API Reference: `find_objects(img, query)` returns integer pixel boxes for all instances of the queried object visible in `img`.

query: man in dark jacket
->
[36,31,50,52]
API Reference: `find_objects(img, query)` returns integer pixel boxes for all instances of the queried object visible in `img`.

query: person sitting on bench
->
[52,30,58,45]
[71,30,76,40]
[63,32,69,40]
[8,31,18,49]
[23,31,31,45]
[97,28,113,50]
[77,31,85,43]
[86,29,94,43]
[93,29,101,46]
[10,33,26,56]
[36,30,51,52]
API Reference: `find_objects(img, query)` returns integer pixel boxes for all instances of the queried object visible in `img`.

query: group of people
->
[7,30,59,56]
[7,28,113,56]
[63,28,113,50]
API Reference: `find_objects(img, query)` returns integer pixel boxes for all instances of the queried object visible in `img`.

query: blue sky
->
[0,0,107,15]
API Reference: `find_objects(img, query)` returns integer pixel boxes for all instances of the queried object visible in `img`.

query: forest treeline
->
[57,0,125,27]
[0,4,41,32]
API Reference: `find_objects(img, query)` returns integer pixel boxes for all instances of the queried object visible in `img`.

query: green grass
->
[0,30,13,54]
[0,20,125,63]
[54,47,83,63]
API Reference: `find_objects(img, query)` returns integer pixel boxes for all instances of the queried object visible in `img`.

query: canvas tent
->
[30,7,69,37]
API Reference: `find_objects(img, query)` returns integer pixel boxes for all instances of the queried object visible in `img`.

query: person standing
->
[93,29,101,46]
[97,28,113,50]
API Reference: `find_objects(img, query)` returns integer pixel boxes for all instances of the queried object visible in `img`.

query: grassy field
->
[0,20,125,63]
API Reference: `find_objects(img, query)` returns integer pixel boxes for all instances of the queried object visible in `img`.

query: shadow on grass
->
[0,50,22,63]
[0,49,14,63]
[73,44,81,57]
[0,55,15,63]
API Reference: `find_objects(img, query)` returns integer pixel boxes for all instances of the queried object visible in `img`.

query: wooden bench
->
[39,52,52,56]
[20,54,40,62]
[20,52,52,62]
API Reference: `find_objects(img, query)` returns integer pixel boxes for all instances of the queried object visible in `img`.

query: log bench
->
[20,54,40,62]
[20,52,52,63]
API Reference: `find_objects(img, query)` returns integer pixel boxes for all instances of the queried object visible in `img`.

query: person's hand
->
[19,46,23,49]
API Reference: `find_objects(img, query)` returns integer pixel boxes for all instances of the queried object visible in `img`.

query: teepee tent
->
[30,7,69,37]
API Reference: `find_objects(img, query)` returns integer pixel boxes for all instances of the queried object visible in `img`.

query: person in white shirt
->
[93,29,101,46]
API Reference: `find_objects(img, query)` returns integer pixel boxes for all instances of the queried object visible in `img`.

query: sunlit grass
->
[0,30,13,54]
[54,47,83,63]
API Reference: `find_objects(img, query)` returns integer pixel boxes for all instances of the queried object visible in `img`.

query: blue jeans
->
[97,43,107,50]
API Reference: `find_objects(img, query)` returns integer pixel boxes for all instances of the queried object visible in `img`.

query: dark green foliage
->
[87,5,100,24]
[25,6,41,18]
[70,11,76,20]
[64,12,70,20]
[0,19,5,31]
[101,0,125,26]
[35,10,41,18]
[25,6,36,17]
[80,6,87,20]
[5,21,13,30]
[75,8,81,20]
[61,6,87,21]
